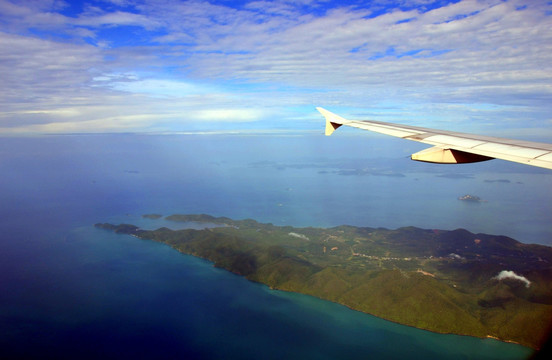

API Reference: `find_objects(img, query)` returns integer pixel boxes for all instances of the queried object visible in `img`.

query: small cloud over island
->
[493,270,531,288]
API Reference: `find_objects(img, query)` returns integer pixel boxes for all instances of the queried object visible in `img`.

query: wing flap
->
[472,143,550,159]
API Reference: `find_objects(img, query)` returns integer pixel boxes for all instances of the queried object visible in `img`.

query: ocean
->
[1,134,548,359]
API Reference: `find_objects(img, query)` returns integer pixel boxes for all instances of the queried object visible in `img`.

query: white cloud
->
[493,270,531,288]
[75,10,161,30]
[0,0,69,33]
[190,108,264,122]
[0,0,551,134]
[101,78,216,97]
[0,32,103,110]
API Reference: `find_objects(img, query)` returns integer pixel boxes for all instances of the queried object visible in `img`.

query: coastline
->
[188,247,529,350]
[95,215,552,350]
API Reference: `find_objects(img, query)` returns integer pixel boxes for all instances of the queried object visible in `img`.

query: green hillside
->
[96,215,552,349]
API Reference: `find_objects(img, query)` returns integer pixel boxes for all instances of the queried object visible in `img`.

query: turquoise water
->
[1,224,534,359]
[0,134,547,359]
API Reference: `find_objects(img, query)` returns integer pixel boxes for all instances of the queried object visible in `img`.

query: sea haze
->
[0,134,546,359]
[2,133,548,244]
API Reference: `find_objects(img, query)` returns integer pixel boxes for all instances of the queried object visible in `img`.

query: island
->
[142,213,163,219]
[458,194,483,202]
[95,214,552,349]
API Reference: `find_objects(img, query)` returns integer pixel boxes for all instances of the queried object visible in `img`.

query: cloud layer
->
[0,0,551,134]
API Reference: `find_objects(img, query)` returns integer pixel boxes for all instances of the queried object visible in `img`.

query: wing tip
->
[317,107,345,136]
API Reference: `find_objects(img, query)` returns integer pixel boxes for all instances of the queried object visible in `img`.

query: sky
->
[0,0,551,137]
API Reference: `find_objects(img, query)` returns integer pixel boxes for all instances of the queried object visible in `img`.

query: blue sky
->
[0,0,551,136]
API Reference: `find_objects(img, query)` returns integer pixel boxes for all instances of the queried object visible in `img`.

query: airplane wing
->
[317,107,552,170]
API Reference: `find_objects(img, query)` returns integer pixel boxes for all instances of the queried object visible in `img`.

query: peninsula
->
[95,214,552,349]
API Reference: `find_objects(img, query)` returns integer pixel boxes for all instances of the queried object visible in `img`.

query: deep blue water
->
[1,134,548,359]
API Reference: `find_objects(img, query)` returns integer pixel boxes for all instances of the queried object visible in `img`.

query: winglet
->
[317,107,345,136]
